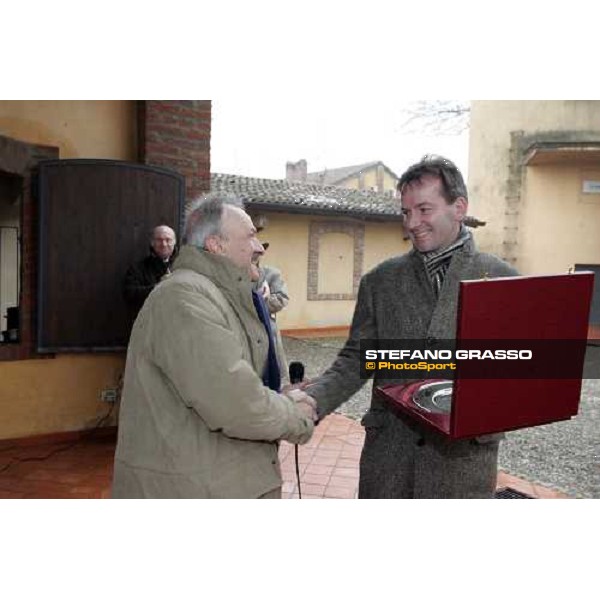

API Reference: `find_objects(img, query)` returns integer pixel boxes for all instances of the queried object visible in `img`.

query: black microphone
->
[289,361,318,426]
[289,361,305,384]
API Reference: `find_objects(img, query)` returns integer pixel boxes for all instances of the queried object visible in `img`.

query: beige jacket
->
[112,246,313,498]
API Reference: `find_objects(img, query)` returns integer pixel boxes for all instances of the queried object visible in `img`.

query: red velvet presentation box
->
[376,272,594,439]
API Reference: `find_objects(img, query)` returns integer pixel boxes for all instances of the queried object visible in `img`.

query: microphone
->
[289,360,318,425]
[288,360,307,500]
[289,361,305,384]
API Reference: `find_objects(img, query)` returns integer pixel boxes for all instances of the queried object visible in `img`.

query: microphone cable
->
[289,361,306,499]
[295,444,302,499]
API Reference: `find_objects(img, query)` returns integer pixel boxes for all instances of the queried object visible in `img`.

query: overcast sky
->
[211,98,470,181]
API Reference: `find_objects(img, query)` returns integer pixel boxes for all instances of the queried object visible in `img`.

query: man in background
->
[253,242,290,378]
[123,224,177,317]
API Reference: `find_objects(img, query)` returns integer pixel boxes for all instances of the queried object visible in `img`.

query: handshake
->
[284,387,318,423]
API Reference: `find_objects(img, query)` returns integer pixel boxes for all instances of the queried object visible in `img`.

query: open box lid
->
[377,272,595,439]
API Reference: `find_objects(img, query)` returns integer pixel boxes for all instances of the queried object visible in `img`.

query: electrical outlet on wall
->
[100,389,118,403]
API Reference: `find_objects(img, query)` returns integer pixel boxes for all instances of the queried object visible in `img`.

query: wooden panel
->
[37,160,184,352]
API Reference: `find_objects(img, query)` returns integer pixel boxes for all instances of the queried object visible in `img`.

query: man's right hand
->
[296,400,318,422]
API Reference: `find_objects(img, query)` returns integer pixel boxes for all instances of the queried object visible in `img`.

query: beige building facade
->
[468,100,600,275]
[250,212,409,331]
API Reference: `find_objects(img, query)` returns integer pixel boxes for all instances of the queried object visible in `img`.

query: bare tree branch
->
[399,100,471,135]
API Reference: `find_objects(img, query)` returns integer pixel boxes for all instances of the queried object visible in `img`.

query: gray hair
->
[184,192,244,248]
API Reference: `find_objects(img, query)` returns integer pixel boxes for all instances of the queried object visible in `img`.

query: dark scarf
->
[251,290,281,392]
[419,225,472,297]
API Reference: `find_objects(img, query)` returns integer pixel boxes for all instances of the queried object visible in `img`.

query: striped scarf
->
[419,225,472,297]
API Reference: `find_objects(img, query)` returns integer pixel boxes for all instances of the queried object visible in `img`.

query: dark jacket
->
[123,249,177,316]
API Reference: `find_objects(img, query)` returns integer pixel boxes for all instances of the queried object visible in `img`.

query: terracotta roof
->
[305,160,399,186]
[211,172,402,220]
[210,172,486,228]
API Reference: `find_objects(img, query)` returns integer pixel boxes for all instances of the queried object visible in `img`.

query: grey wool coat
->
[306,235,518,498]
[112,246,313,499]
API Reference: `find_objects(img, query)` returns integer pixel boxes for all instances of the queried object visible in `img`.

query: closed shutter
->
[37,159,184,352]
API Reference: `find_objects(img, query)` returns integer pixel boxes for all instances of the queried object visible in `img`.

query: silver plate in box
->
[411,381,453,414]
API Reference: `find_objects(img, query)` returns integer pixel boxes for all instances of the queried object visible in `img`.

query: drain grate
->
[494,487,534,499]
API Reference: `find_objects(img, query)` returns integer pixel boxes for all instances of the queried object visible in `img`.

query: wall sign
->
[582,180,600,193]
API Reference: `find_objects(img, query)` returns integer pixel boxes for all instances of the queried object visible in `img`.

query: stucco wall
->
[1,355,124,439]
[468,100,600,272]
[257,212,409,330]
[363,220,408,271]
[0,100,137,160]
[519,164,600,273]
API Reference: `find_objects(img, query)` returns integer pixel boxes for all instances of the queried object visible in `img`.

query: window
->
[0,173,22,342]
[0,133,58,361]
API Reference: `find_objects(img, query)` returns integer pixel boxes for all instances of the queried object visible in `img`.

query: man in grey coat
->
[305,155,518,498]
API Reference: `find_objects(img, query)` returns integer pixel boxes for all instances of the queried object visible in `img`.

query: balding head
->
[151,225,176,260]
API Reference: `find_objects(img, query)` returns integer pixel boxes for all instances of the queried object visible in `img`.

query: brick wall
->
[138,101,211,203]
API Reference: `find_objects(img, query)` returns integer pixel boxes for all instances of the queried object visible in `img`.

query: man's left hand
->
[260,281,270,300]
[285,388,318,422]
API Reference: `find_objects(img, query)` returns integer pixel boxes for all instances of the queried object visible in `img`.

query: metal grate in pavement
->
[494,487,534,499]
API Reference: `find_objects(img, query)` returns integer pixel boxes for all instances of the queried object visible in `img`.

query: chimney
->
[285,159,307,182]
[376,163,384,193]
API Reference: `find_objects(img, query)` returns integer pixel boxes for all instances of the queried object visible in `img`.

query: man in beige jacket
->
[112,193,315,498]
